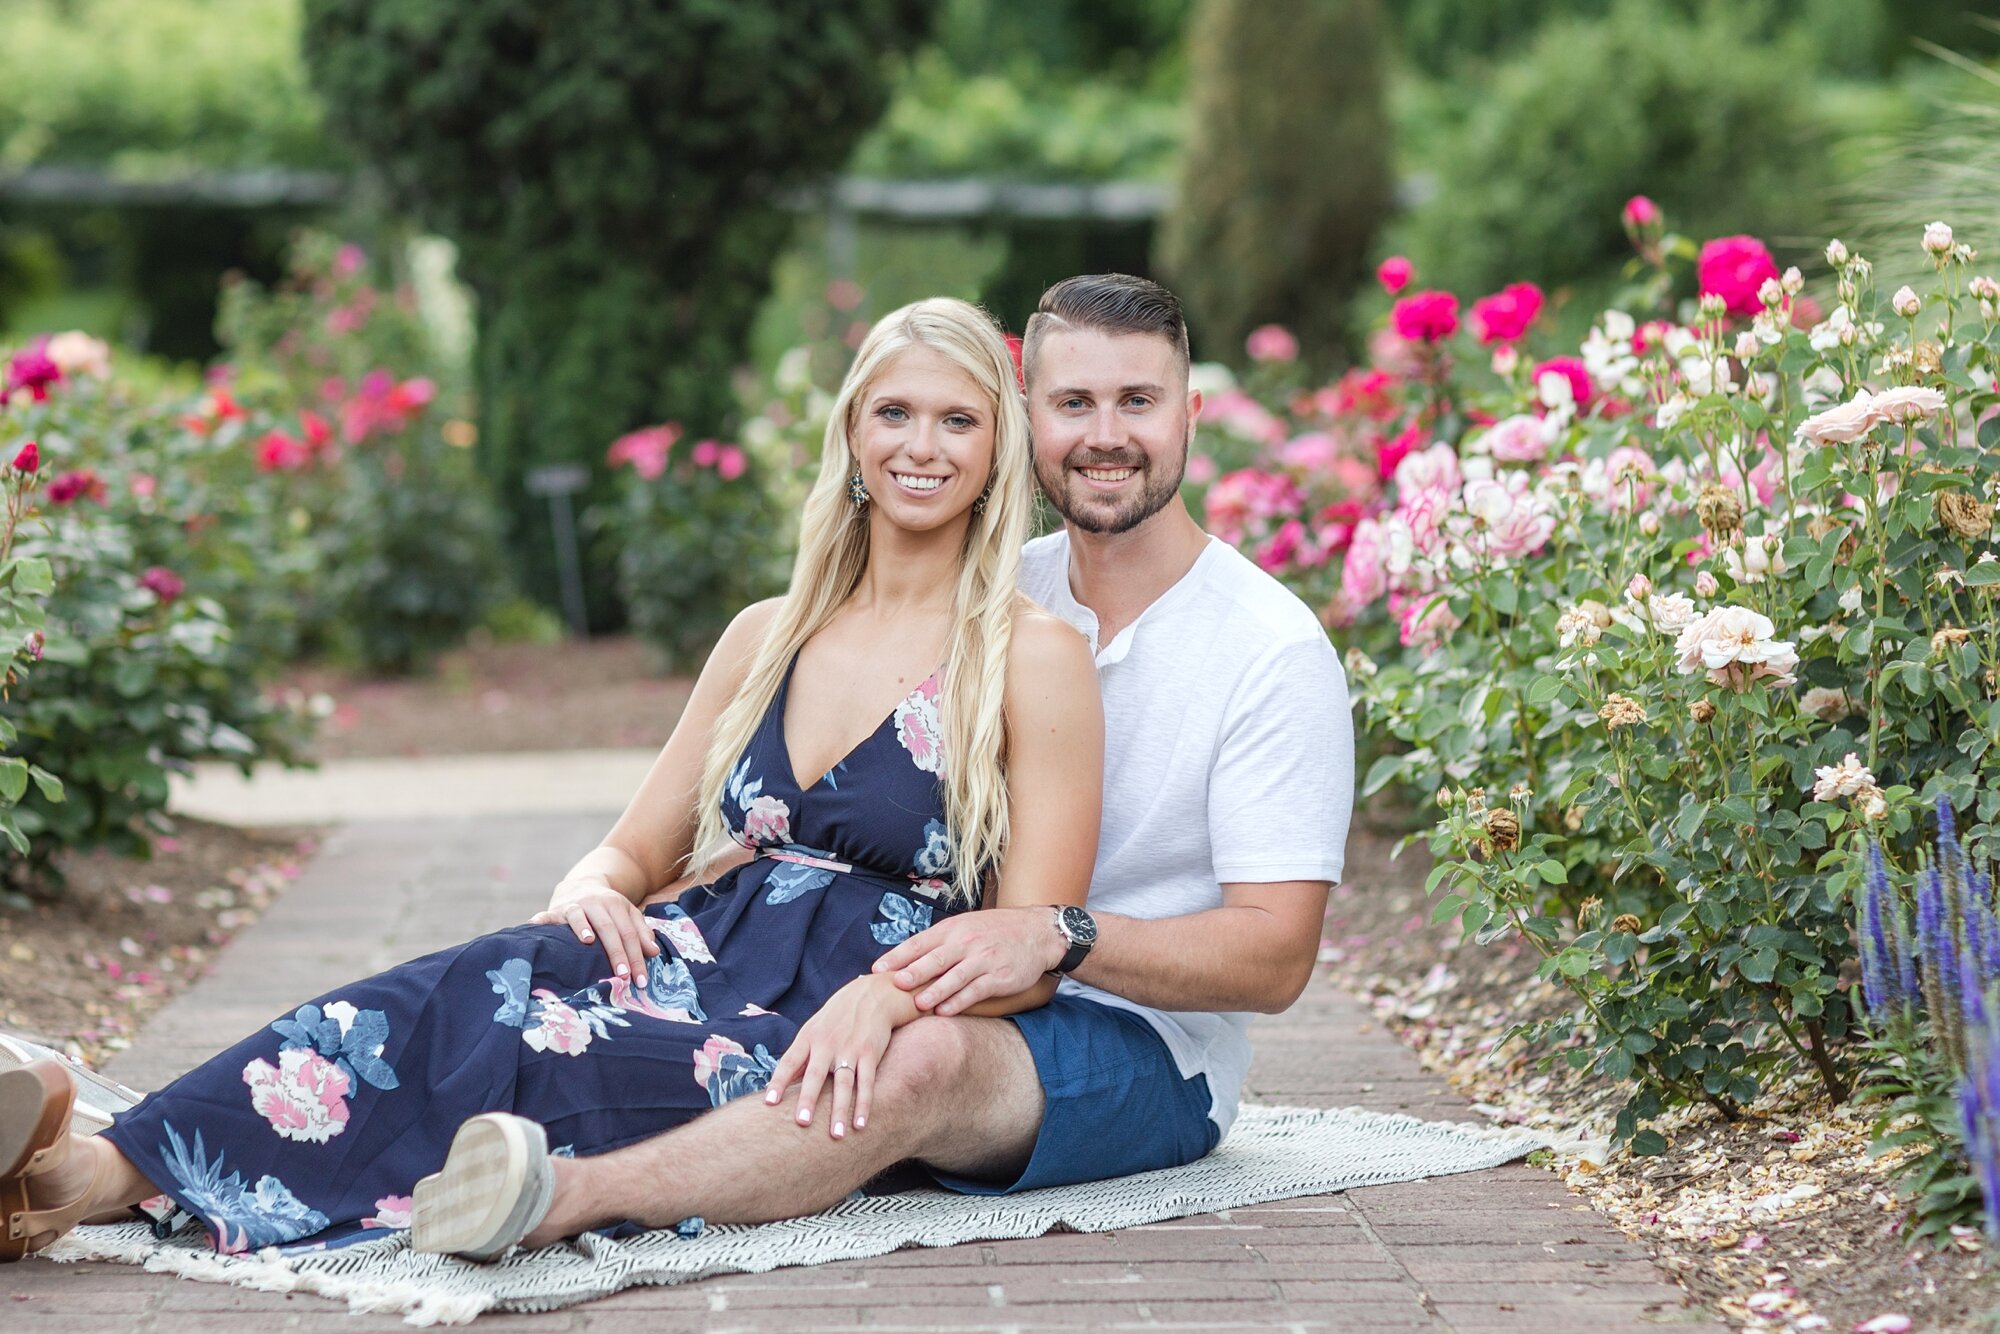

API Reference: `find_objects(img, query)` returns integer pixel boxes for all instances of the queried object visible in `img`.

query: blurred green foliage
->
[1162,0,1392,364]
[301,0,934,625]
[1384,0,1835,304]
[0,0,336,172]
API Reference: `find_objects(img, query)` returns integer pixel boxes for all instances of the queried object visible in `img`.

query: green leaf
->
[26,766,61,802]
[1740,948,1779,983]
[0,757,23,803]
[1631,1129,1667,1156]
[1968,562,2000,588]
[1536,859,1567,885]
[1527,675,1564,707]
[10,557,52,596]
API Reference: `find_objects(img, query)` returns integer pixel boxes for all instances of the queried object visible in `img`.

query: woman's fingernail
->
[616,963,628,975]
[832,1122,845,1138]
[797,1110,811,1125]
[765,1091,779,1105]
[581,933,593,942]
[854,1116,866,1129]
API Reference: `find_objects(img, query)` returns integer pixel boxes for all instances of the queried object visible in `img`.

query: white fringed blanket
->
[46,1104,1545,1326]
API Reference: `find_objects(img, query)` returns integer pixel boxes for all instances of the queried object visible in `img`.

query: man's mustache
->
[1061,451,1148,473]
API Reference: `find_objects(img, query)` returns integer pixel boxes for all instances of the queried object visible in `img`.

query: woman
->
[0,297,1102,1261]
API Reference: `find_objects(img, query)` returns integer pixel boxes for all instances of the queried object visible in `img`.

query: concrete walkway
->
[7,766,1726,1332]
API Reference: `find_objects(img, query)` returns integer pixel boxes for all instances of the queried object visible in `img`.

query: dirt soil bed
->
[1330,816,1995,1333]
[0,821,320,1068]
[288,635,692,759]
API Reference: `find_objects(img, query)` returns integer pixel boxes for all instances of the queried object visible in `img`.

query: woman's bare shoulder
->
[701,598,785,687]
[1005,603,1095,695]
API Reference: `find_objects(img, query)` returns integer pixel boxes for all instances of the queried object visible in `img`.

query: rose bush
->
[591,344,821,670]
[216,232,508,674]
[1192,217,2000,1157]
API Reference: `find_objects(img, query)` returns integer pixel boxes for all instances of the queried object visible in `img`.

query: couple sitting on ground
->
[0,273,1353,1264]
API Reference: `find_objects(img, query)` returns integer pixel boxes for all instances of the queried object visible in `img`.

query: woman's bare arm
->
[950,608,1103,1016]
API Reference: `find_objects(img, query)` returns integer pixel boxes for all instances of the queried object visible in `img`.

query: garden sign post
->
[524,464,590,638]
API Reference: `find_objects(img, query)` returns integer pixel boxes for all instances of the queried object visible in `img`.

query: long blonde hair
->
[690,298,1033,905]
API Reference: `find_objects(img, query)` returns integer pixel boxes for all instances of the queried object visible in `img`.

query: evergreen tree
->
[1160,0,1392,366]
[301,1,931,621]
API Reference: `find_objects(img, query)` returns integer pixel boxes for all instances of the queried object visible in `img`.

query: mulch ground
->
[0,820,319,1068]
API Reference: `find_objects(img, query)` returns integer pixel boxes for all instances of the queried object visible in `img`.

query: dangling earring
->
[849,471,870,507]
[970,481,993,516]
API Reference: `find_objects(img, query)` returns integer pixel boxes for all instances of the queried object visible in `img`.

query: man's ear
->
[1185,386,1204,423]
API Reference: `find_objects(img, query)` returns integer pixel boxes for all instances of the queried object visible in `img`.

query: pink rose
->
[1255,519,1308,573]
[256,431,311,473]
[1698,236,1780,318]
[243,1048,352,1143]
[139,567,184,604]
[1477,414,1551,464]
[1277,432,1339,474]
[1391,589,1460,652]
[1377,256,1414,294]
[1603,445,1656,511]
[1468,283,1544,345]
[1458,476,1554,560]
[607,424,680,480]
[1375,423,1424,480]
[716,445,747,481]
[691,439,720,467]
[1622,195,1661,230]
[1392,442,1460,496]
[1245,324,1300,363]
[1340,518,1390,606]
[1185,452,1217,484]
[1391,290,1460,343]
[1397,485,1452,556]
[47,469,106,505]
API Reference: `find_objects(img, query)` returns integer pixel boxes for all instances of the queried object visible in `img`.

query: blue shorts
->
[931,994,1220,1195]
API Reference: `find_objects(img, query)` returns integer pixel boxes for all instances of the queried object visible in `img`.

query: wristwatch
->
[1049,905,1098,976]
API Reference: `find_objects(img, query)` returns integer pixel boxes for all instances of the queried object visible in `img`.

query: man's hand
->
[870,907,1067,1015]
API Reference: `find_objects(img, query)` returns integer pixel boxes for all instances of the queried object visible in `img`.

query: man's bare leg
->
[522,1016,1041,1245]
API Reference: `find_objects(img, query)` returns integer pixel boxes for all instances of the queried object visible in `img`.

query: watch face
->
[1060,906,1098,945]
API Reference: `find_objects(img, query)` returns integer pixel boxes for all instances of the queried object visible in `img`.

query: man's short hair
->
[1022,273,1191,386]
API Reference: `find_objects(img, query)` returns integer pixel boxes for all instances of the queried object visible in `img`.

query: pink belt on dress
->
[757,847,853,875]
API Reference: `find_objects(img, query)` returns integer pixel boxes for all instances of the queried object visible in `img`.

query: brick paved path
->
[6,811,1726,1331]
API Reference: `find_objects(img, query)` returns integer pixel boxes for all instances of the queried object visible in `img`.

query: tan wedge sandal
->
[1,1059,93,1262]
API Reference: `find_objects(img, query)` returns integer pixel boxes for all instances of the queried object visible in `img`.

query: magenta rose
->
[1390,290,1460,343]
[47,469,106,505]
[6,346,62,402]
[1376,256,1414,294]
[139,567,185,604]
[1697,236,1780,318]
[1532,356,1593,409]
[1468,282,1544,345]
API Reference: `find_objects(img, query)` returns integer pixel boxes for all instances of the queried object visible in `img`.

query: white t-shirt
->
[1020,530,1354,1140]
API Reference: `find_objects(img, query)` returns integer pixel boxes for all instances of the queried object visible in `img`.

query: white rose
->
[1923,221,1954,256]
[1795,391,1878,446]
[1892,286,1922,318]
[1867,384,1947,425]
[1673,604,1800,690]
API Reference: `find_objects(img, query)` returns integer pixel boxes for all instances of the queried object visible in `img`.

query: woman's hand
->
[531,878,661,980]
[766,974,916,1139]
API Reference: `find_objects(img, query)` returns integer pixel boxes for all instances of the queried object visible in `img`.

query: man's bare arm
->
[873,879,1330,1017]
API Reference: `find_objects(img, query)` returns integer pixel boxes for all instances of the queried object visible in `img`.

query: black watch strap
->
[1052,906,1097,975]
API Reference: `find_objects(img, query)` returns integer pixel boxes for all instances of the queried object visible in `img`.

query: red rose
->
[1390,290,1460,343]
[11,441,38,472]
[1468,282,1544,345]
[1375,423,1424,479]
[139,566,185,604]
[47,469,106,505]
[299,409,333,452]
[6,347,61,402]
[1697,236,1779,318]
[256,431,311,473]
[1376,256,1414,295]
[1003,334,1025,390]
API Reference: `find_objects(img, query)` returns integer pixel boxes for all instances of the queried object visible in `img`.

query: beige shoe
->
[409,1114,555,1262]
[0,1036,142,1137]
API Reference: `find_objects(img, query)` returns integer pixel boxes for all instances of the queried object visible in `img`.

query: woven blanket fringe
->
[45,1103,1548,1326]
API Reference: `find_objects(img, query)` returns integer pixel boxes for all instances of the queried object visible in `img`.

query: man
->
[421,274,1353,1248]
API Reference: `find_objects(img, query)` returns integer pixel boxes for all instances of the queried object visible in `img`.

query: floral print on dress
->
[652,904,714,964]
[692,1035,778,1106]
[244,1001,399,1142]
[607,951,706,1023]
[741,794,792,845]
[243,1049,352,1144]
[913,819,954,879]
[488,958,631,1056]
[894,676,944,775]
[361,1194,412,1230]
[764,860,834,904]
[158,1122,330,1254]
[871,891,933,946]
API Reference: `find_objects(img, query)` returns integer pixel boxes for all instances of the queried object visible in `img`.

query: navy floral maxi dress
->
[101,659,965,1254]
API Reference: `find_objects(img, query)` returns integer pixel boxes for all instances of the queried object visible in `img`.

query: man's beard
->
[1035,442,1187,536]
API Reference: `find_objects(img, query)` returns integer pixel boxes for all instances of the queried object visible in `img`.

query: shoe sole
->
[0,1038,139,1137]
[409,1114,553,1262]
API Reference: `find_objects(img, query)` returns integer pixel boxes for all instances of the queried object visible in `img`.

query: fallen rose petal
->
[1854,1316,1911,1333]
